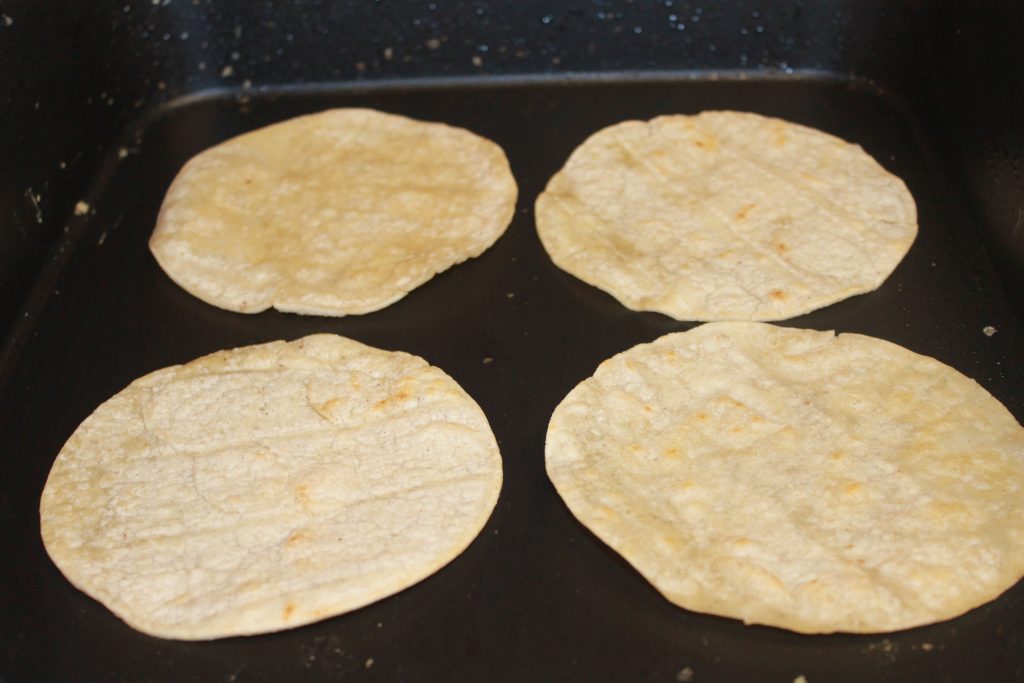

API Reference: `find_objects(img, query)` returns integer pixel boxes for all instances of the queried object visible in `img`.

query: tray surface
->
[2,76,1022,681]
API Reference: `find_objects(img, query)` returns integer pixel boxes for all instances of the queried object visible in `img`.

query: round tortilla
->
[40,335,502,640]
[150,108,517,316]
[535,111,917,321]
[545,322,1024,633]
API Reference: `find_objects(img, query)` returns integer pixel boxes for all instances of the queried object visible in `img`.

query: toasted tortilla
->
[151,108,517,316]
[40,334,502,639]
[536,111,917,321]
[545,322,1024,633]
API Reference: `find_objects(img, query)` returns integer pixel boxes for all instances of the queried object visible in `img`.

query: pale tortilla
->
[536,111,917,321]
[545,322,1024,633]
[40,335,502,640]
[150,108,517,316]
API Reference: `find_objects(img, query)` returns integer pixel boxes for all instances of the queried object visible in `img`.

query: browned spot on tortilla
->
[318,398,341,413]
[695,412,708,421]
[283,603,296,620]
[771,121,789,146]
[844,482,861,495]
[829,451,844,461]
[663,446,681,459]
[735,203,756,220]
[375,389,411,409]
[692,135,718,151]
[121,435,149,452]
[775,241,788,254]
[770,289,788,301]
[285,531,308,547]
[294,483,311,503]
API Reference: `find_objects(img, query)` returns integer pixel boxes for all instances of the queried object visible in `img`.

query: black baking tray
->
[2,2,1023,681]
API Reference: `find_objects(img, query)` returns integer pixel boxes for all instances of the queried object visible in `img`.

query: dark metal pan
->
[2,2,1022,681]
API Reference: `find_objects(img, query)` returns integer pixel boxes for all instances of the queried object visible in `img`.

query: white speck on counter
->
[74,201,91,216]
[794,676,809,683]
[365,658,374,669]
[472,55,483,66]
[118,147,130,159]
[221,65,234,77]
[676,666,694,682]
[3,14,12,26]
[983,325,997,337]
[383,46,394,60]
[26,188,43,223]
[425,37,440,49]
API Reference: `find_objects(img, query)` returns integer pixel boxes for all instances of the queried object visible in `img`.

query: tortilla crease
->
[150,108,517,316]
[40,334,503,640]
[536,111,918,321]
[545,322,1024,633]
